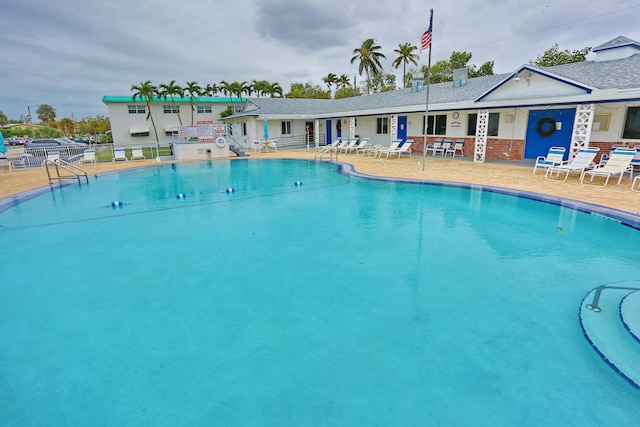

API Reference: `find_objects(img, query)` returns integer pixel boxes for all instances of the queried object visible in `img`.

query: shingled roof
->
[227,37,640,120]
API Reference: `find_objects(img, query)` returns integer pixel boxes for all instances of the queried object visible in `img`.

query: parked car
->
[5,137,25,146]
[25,138,88,148]
[71,136,90,144]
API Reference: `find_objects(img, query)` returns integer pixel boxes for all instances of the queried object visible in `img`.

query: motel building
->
[103,36,640,163]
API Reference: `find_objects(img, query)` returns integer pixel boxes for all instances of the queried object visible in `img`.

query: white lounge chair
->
[79,149,97,165]
[533,146,566,174]
[113,148,128,161]
[580,149,635,186]
[632,175,640,192]
[340,137,360,154]
[131,147,145,160]
[353,138,370,155]
[377,139,402,158]
[383,140,414,159]
[545,148,599,182]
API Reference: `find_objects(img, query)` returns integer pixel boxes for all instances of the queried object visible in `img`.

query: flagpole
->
[422,8,433,171]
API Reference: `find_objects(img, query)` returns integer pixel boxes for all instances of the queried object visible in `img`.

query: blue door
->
[397,116,407,142]
[326,120,332,145]
[524,108,575,159]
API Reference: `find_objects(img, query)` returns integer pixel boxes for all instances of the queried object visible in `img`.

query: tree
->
[184,81,202,125]
[422,51,493,84]
[530,44,591,67]
[266,82,283,98]
[37,104,56,123]
[336,74,351,90]
[205,83,219,96]
[392,43,419,88]
[158,80,184,125]
[351,39,386,95]
[251,80,270,98]
[58,117,76,135]
[321,73,338,97]
[130,80,160,144]
[0,110,8,126]
[286,82,330,99]
[335,86,361,99]
[369,71,396,93]
[77,115,111,136]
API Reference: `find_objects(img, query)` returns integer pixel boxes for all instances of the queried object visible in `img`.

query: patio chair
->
[268,139,278,151]
[632,175,640,192]
[377,139,403,158]
[426,139,443,156]
[0,156,11,173]
[545,148,599,182]
[113,148,128,161]
[253,141,262,153]
[533,146,566,174]
[41,151,60,168]
[441,140,452,156]
[580,149,635,186]
[446,140,464,158]
[131,147,145,160]
[79,149,97,165]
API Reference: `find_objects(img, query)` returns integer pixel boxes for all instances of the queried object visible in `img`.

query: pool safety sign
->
[178,126,198,140]
[197,121,214,142]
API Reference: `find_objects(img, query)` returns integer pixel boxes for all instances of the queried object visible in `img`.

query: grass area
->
[94,146,172,162]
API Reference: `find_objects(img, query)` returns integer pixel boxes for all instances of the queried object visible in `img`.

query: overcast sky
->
[1,0,639,122]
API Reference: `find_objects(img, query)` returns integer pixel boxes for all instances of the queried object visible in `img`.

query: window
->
[376,117,389,134]
[467,113,500,136]
[622,107,640,139]
[132,131,149,137]
[281,121,291,135]
[197,105,212,114]
[128,105,145,114]
[242,122,248,136]
[422,114,447,135]
[163,105,179,114]
[592,114,610,132]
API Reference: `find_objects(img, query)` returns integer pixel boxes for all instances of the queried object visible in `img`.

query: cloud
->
[1,0,639,120]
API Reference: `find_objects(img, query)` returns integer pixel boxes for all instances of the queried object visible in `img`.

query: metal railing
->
[44,159,89,185]
[586,280,640,312]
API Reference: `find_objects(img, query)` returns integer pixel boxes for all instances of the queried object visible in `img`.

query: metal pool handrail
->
[586,280,640,312]
[44,159,89,185]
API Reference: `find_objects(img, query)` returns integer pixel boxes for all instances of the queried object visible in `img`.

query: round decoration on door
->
[536,117,556,137]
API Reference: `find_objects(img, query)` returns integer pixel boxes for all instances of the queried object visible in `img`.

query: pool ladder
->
[44,159,89,185]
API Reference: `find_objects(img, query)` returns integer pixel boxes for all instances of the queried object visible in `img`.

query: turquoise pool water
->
[1,159,639,426]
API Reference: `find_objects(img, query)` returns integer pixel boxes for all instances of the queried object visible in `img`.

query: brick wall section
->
[408,136,525,161]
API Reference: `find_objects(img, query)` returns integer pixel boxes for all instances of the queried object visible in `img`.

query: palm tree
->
[205,83,219,97]
[158,80,184,125]
[131,80,160,154]
[392,43,419,88]
[219,80,232,98]
[267,82,283,98]
[337,74,351,90]
[350,39,386,94]
[322,73,338,97]
[251,80,270,98]
[184,81,202,125]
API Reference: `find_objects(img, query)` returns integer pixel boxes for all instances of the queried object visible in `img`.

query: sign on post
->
[197,121,214,143]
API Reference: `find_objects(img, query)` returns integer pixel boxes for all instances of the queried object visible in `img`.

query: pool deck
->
[1,150,638,215]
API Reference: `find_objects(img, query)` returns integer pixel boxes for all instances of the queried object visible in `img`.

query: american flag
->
[420,15,433,52]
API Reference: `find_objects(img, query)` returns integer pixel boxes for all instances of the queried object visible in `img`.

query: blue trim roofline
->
[475,66,595,102]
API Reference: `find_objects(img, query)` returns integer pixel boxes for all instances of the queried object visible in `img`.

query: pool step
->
[620,291,640,345]
[579,288,640,389]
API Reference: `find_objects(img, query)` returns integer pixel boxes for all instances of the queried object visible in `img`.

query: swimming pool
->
[1,159,639,425]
